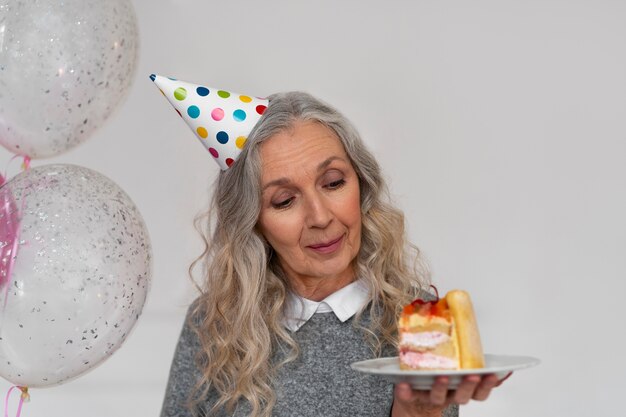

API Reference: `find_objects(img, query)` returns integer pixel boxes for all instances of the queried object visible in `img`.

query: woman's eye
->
[326,179,345,189]
[272,197,294,209]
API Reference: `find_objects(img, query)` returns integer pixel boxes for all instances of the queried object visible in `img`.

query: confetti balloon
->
[0,0,139,158]
[0,164,151,387]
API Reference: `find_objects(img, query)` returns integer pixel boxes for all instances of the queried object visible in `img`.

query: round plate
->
[351,354,540,390]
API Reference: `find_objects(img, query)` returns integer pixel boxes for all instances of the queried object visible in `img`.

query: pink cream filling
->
[399,331,450,348]
[399,351,458,370]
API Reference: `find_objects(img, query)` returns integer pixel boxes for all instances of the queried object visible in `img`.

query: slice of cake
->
[398,289,485,370]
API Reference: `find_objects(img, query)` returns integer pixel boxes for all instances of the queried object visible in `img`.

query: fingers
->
[472,374,499,401]
[394,383,415,402]
[453,375,480,404]
[429,376,450,405]
[456,373,507,403]
[394,382,434,405]
[393,373,507,414]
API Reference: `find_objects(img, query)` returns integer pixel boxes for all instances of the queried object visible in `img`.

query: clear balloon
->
[0,164,151,387]
[0,0,139,158]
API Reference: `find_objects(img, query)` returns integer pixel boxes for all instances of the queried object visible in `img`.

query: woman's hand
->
[391,373,511,417]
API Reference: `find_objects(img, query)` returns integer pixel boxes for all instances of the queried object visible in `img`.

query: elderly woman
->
[158,89,502,417]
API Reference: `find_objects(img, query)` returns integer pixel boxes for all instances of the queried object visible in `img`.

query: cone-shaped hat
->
[151,74,268,170]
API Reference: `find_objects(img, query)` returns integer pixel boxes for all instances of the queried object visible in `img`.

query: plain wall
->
[1,1,624,416]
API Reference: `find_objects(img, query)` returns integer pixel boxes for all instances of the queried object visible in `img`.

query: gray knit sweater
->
[160,307,459,417]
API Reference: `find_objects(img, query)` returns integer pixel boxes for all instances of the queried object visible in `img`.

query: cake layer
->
[399,351,459,370]
[399,331,450,349]
[398,312,450,329]
[399,322,451,334]
[398,332,458,358]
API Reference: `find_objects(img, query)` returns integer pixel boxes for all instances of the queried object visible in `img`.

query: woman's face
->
[257,121,362,295]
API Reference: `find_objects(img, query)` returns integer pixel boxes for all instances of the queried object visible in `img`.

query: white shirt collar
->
[283,279,370,332]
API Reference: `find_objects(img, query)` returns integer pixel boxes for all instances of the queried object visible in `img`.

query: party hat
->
[150,74,268,170]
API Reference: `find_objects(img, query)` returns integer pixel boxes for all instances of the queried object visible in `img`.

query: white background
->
[1,0,625,416]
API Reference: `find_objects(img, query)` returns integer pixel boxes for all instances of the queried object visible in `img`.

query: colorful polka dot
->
[216,131,229,144]
[187,105,200,118]
[152,76,271,170]
[197,127,208,138]
[174,87,187,101]
[233,109,247,122]
[211,108,224,121]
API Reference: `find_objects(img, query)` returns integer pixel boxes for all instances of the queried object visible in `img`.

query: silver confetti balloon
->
[0,164,151,387]
[0,0,139,158]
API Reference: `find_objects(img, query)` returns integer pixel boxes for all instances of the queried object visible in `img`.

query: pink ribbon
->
[19,157,30,172]
[1,157,32,416]
[3,386,28,417]
[0,173,20,291]
[1,155,30,180]
[0,156,30,304]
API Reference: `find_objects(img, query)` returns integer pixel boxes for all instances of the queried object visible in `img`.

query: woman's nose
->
[304,193,332,229]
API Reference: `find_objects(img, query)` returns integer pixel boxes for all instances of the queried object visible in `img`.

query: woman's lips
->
[307,235,344,254]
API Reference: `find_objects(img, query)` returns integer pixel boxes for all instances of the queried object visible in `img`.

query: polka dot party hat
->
[150,74,268,170]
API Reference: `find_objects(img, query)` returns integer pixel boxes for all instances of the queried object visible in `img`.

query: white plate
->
[351,354,540,390]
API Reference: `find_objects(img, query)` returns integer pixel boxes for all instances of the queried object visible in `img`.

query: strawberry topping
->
[403,286,450,318]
